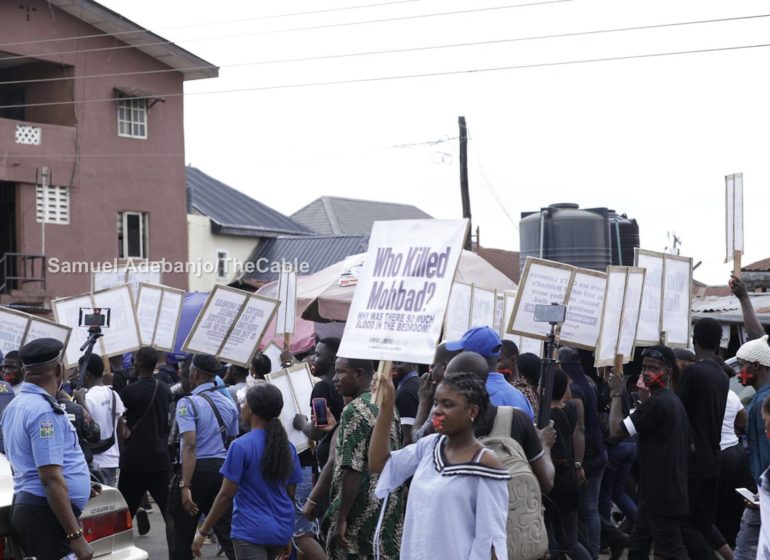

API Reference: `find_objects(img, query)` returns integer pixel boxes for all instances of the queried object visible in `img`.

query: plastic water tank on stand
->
[609,211,640,266]
[519,203,612,273]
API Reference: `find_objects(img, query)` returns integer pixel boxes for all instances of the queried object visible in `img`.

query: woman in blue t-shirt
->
[192,383,303,560]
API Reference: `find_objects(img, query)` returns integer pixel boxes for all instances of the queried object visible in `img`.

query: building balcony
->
[0,117,77,185]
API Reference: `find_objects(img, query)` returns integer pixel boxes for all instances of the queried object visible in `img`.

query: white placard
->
[518,335,543,357]
[471,287,496,329]
[661,255,693,348]
[502,291,517,342]
[153,289,184,352]
[287,364,315,422]
[265,368,307,452]
[0,308,31,355]
[136,285,163,346]
[92,285,141,357]
[183,286,249,356]
[338,219,468,364]
[125,266,163,299]
[507,257,574,341]
[726,173,744,261]
[92,268,128,292]
[52,294,97,368]
[24,317,71,350]
[635,249,664,346]
[617,268,645,361]
[219,295,279,367]
[493,293,505,336]
[275,270,297,336]
[594,267,628,367]
[262,341,284,373]
[443,282,472,341]
[560,269,607,350]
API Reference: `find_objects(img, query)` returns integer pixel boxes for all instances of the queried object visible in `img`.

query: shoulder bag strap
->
[128,380,160,434]
[490,405,514,438]
[198,391,228,448]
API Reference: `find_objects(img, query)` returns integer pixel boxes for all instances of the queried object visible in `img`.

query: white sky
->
[100,0,770,286]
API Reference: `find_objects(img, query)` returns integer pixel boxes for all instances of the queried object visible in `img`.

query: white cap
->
[736,335,770,367]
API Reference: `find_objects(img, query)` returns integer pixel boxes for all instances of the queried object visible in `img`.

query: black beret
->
[78,353,104,377]
[20,338,64,367]
[192,354,222,376]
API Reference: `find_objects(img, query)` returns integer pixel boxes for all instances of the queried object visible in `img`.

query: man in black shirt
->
[392,361,420,444]
[609,346,690,560]
[118,346,172,546]
[675,319,729,556]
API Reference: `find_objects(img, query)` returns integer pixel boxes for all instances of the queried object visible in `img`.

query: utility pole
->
[458,116,472,251]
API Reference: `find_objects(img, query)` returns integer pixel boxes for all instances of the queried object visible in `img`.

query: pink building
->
[0,0,217,307]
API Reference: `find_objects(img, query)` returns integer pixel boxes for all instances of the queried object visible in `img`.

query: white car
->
[0,453,148,559]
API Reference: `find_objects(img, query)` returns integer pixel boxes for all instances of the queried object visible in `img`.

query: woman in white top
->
[369,371,510,560]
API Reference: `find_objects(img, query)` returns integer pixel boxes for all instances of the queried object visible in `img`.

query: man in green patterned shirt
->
[323,357,404,559]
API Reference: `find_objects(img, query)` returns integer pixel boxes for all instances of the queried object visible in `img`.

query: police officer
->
[170,354,239,560]
[0,338,95,559]
[0,375,14,453]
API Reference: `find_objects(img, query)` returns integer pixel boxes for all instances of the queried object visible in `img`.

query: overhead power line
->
[0,0,424,50]
[0,12,768,87]
[0,0,568,64]
[3,39,770,110]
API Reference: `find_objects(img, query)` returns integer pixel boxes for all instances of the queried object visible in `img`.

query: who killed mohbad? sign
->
[338,219,468,364]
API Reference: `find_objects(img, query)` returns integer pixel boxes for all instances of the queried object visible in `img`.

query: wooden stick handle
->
[372,360,393,407]
[734,250,742,279]
[614,354,624,375]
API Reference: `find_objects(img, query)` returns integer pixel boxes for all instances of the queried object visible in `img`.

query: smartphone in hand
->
[312,398,329,427]
[736,487,760,506]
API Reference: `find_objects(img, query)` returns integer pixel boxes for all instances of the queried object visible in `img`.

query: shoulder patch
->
[0,384,8,393]
[39,420,55,439]
[178,405,188,417]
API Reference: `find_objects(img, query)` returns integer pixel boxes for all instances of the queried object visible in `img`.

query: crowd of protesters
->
[2,273,770,560]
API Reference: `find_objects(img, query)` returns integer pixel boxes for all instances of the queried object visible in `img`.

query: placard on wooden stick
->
[470,286,496,329]
[266,363,315,453]
[507,257,574,341]
[0,306,72,357]
[135,283,185,352]
[725,173,744,277]
[559,269,607,350]
[594,267,645,367]
[443,282,472,341]
[661,254,693,348]
[275,268,297,336]
[634,249,665,347]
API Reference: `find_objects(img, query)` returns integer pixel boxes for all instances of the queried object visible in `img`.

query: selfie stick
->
[77,326,103,390]
[536,311,560,429]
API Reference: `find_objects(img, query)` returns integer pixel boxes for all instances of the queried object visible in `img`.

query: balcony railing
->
[0,253,46,294]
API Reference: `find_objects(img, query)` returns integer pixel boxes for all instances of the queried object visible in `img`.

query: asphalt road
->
[131,507,221,559]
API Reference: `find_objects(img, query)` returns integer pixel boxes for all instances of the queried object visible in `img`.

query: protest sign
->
[517,335,544,356]
[470,286,496,329]
[493,293,505,335]
[92,263,163,297]
[501,291,517,341]
[262,341,284,373]
[507,257,574,341]
[725,173,744,274]
[266,363,314,453]
[634,249,665,346]
[183,286,249,356]
[594,267,630,367]
[24,316,71,349]
[338,219,468,364]
[52,294,94,368]
[91,285,142,358]
[559,269,607,350]
[443,282,472,342]
[0,307,31,356]
[275,269,297,336]
[219,294,279,367]
[617,268,645,362]
[661,255,693,348]
[135,283,185,352]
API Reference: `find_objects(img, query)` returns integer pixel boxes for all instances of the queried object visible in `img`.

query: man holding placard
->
[2,351,23,394]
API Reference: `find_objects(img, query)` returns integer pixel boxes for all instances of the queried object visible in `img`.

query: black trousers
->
[628,504,690,560]
[118,468,170,517]
[11,502,71,559]
[169,459,235,560]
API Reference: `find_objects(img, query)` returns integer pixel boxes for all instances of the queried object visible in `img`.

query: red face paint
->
[431,413,445,431]
[740,367,754,386]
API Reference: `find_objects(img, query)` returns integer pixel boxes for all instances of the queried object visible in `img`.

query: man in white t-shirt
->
[75,353,125,487]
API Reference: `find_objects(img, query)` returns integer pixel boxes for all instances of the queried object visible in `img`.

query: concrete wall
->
[0,0,192,297]
[187,214,259,292]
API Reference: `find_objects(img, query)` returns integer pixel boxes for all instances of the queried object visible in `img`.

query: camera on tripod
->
[78,307,111,328]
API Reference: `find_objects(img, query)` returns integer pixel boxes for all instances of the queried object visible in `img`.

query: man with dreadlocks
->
[608,345,691,559]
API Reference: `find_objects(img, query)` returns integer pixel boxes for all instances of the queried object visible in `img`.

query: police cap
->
[192,354,222,376]
[20,338,64,367]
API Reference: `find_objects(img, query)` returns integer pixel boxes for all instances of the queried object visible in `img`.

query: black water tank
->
[608,211,640,266]
[519,203,612,273]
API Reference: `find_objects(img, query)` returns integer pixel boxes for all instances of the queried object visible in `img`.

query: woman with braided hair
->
[369,370,510,559]
[192,383,303,560]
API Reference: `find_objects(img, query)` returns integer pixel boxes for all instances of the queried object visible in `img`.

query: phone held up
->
[312,398,329,427]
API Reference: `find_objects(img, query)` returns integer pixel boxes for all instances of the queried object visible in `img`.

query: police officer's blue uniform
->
[0,379,15,453]
[170,354,239,560]
[1,340,91,559]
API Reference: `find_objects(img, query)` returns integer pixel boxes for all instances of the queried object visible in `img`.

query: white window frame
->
[117,96,148,139]
[119,211,148,259]
[216,249,229,280]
